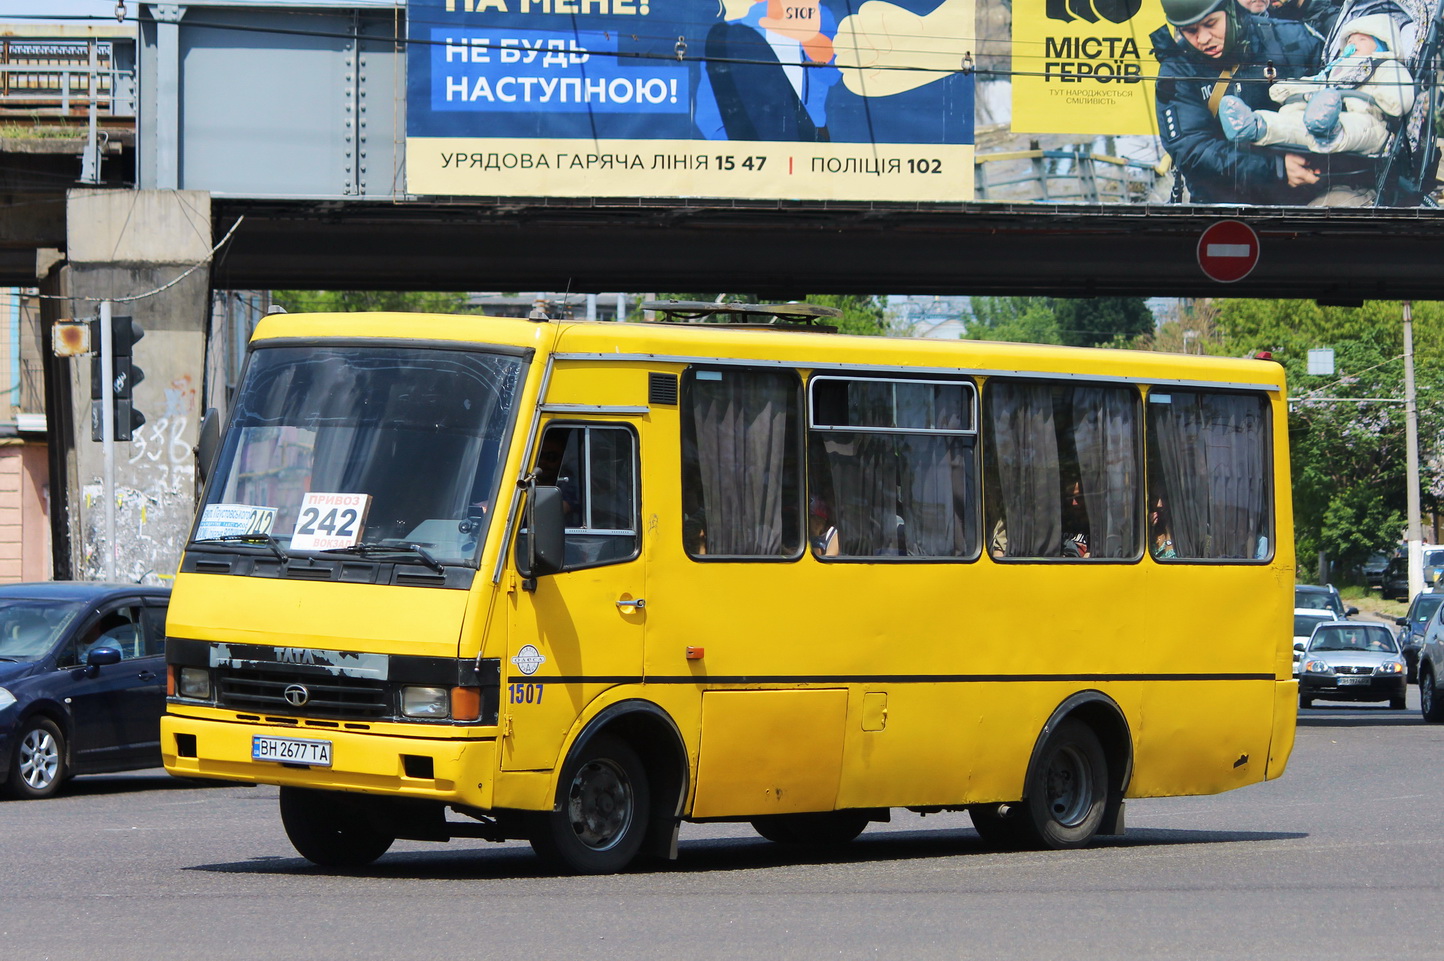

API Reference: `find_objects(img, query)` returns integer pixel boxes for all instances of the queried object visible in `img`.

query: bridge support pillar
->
[53,188,212,584]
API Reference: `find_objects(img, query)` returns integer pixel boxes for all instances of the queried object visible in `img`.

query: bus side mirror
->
[196,408,221,484]
[523,484,565,582]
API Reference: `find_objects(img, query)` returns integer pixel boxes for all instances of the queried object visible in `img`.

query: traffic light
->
[89,315,145,442]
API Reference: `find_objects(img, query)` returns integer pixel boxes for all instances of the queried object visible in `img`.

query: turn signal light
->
[451,686,481,721]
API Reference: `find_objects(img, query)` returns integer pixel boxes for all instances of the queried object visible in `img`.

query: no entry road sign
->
[1197,220,1260,283]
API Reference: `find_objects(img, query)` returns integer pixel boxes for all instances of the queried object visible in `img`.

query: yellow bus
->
[162,302,1296,873]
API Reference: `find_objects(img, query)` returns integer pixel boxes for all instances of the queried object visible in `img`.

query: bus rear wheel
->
[751,811,870,846]
[531,734,650,874]
[279,786,395,868]
[1022,719,1108,850]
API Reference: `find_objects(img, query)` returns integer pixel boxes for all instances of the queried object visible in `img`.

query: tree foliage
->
[963,296,1154,347]
[1215,299,1444,578]
[272,290,473,314]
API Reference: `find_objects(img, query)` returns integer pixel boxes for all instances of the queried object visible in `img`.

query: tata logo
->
[283,684,310,707]
[1046,0,1143,23]
[510,644,547,677]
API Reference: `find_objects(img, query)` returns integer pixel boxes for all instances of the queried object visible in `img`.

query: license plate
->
[252,735,333,767]
[1336,676,1370,685]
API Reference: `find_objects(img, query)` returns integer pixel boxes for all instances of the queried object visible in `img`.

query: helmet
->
[1160,0,1230,25]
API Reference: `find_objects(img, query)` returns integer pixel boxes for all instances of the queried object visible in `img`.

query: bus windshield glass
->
[194,344,525,565]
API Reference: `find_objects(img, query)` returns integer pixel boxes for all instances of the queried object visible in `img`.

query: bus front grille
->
[216,669,389,719]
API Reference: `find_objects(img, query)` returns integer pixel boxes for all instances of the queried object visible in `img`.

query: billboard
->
[405,0,976,202]
[406,0,1441,208]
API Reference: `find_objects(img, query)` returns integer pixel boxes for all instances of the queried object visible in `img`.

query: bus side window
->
[1145,390,1271,561]
[983,381,1141,561]
[681,367,804,560]
[807,376,978,560]
[524,424,640,571]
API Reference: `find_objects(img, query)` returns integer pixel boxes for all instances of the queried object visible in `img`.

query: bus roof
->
[249,311,1285,393]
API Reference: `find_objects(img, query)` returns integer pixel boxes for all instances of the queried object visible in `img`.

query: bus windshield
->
[195,344,525,565]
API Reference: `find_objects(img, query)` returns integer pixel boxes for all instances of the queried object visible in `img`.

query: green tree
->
[963,296,1061,344]
[1216,299,1444,579]
[272,290,473,314]
[1052,297,1155,348]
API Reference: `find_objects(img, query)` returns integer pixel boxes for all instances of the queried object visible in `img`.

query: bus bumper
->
[162,712,498,810]
[1266,679,1299,781]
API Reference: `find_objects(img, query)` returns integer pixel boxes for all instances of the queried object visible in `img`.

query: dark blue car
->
[0,582,170,799]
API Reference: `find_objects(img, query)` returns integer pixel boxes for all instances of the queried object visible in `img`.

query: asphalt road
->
[3,694,1440,961]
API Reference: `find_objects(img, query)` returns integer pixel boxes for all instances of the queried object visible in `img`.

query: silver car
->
[1297,623,1407,710]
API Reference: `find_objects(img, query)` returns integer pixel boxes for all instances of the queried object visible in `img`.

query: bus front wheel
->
[531,734,651,874]
[279,786,395,868]
[1021,718,1108,850]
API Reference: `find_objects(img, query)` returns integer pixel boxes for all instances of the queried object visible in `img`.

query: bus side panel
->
[691,689,847,817]
[1129,679,1275,797]
[1267,679,1298,780]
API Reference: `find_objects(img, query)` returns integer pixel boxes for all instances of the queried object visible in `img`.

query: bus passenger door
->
[503,422,644,772]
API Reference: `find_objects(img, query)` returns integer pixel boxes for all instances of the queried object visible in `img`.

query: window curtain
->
[1151,392,1269,559]
[691,373,791,555]
[1072,387,1138,559]
[988,384,1061,557]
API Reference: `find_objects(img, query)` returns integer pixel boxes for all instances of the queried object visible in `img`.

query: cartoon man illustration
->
[698,1,841,141]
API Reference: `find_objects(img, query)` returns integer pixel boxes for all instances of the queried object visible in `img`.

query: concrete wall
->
[63,189,210,584]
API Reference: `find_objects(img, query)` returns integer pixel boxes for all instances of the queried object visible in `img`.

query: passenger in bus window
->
[535,431,581,526]
[989,519,1008,558]
[684,515,708,556]
[1062,480,1090,558]
[809,496,839,557]
[1150,496,1177,559]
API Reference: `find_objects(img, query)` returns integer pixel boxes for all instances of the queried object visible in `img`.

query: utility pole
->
[1405,300,1424,598]
[100,301,117,582]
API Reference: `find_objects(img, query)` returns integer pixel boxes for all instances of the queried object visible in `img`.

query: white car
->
[1293,608,1338,677]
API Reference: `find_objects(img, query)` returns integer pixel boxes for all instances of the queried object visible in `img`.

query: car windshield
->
[1294,589,1340,614]
[1308,625,1398,654]
[1294,613,1331,637]
[1412,594,1444,624]
[1426,550,1444,568]
[0,599,83,661]
[194,345,525,566]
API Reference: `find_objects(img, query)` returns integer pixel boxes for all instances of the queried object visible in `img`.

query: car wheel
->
[278,786,395,868]
[1391,695,1408,710]
[530,734,650,874]
[1299,695,1313,709]
[2,717,67,800]
[752,811,871,846]
[1422,671,1444,723]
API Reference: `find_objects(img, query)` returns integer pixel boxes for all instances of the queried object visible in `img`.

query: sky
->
[0,1,125,19]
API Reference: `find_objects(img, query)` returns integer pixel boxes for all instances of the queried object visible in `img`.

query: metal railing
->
[0,39,135,119]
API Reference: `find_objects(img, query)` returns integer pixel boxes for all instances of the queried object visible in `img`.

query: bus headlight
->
[401,685,450,718]
[178,667,212,699]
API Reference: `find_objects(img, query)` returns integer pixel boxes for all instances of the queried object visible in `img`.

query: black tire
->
[530,734,650,874]
[1019,718,1109,850]
[2,717,66,800]
[1300,694,1313,709]
[278,786,395,868]
[1391,695,1408,710]
[1423,670,1444,722]
[751,811,870,846]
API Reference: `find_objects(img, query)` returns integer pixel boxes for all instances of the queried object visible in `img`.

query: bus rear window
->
[1146,390,1271,561]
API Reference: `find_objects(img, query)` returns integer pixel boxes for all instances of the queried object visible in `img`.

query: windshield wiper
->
[322,543,447,574]
[204,533,290,563]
